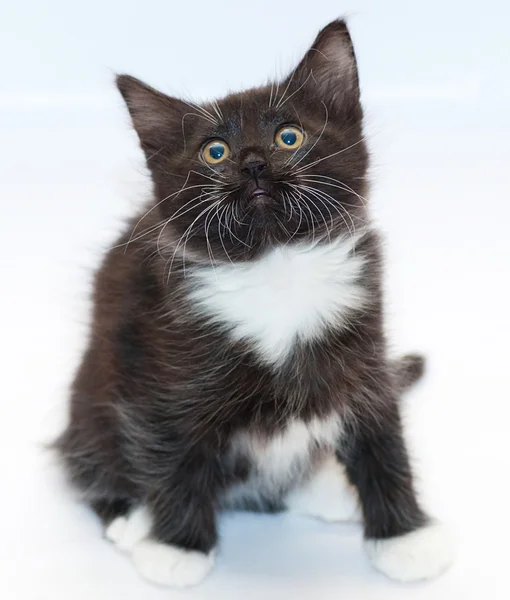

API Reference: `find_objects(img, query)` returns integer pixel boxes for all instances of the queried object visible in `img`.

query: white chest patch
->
[188,235,367,364]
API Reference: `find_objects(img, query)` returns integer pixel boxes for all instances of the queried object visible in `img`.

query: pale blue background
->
[1,1,509,598]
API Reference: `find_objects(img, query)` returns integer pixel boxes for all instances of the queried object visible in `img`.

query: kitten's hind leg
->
[284,454,361,522]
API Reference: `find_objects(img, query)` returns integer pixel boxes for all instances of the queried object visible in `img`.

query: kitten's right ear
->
[116,74,187,154]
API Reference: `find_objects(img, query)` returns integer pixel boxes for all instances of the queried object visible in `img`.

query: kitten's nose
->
[241,160,268,178]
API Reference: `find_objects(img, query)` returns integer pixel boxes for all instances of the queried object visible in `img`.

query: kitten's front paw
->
[132,539,215,588]
[364,523,454,582]
[105,506,152,552]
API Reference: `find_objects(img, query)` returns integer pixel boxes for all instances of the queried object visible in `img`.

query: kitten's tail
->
[392,353,426,393]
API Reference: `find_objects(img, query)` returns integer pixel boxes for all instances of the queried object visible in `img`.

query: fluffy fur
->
[55,19,453,587]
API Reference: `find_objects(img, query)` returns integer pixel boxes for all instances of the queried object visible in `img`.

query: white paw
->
[365,523,454,582]
[105,506,153,552]
[105,515,128,544]
[132,539,215,588]
[285,455,361,522]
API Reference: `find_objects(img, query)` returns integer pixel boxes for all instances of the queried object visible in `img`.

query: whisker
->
[181,99,218,125]
[289,183,334,239]
[213,202,234,264]
[210,99,223,121]
[166,195,226,280]
[189,169,229,186]
[299,174,368,206]
[276,70,314,110]
[157,192,222,260]
[202,197,227,271]
[268,79,275,108]
[287,101,328,169]
[275,63,302,109]
[291,182,357,238]
[116,177,221,251]
[291,137,367,175]
[271,78,280,109]
[286,189,305,242]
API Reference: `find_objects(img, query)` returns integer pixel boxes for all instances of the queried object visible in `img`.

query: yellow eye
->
[274,126,304,150]
[201,139,230,165]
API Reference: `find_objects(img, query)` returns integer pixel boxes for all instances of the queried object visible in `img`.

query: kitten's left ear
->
[286,19,361,115]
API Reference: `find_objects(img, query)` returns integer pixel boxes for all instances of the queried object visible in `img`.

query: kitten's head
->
[118,20,368,263]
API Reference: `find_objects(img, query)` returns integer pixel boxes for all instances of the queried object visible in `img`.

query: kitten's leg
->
[338,398,454,582]
[92,497,132,526]
[104,504,153,551]
[129,457,218,588]
[91,497,153,553]
[284,454,361,521]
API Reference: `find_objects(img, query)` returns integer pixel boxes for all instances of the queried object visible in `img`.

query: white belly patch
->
[188,234,367,364]
[222,414,343,508]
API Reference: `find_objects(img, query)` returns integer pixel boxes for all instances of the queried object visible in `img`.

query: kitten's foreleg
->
[106,449,219,588]
[338,384,454,582]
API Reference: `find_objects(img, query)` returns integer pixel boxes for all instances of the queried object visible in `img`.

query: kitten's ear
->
[116,74,188,154]
[287,20,360,114]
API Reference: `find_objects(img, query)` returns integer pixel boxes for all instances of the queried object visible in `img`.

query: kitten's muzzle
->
[245,179,272,202]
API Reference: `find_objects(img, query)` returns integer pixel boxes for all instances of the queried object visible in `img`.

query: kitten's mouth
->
[251,188,270,200]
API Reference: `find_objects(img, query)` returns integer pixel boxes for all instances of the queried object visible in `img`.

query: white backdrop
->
[1,1,509,598]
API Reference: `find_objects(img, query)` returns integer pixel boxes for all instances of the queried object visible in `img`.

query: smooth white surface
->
[1,1,509,598]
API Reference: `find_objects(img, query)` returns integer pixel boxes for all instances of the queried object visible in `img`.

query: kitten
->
[55,20,453,587]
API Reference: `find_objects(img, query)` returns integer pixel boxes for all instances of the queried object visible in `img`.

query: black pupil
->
[209,144,225,160]
[281,130,297,145]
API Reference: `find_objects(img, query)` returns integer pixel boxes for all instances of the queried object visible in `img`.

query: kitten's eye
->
[201,140,230,165]
[274,126,304,150]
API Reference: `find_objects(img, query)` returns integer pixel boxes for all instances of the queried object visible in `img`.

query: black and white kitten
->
[56,20,454,587]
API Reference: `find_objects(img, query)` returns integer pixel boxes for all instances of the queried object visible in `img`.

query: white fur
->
[132,539,214,587]
[238,415,343,478]
[188,235,367,364]
[223,414,343,508]
[365,523,454,582]
[105,506,214,587]
[285,454,361,521]
[105,505,153,552]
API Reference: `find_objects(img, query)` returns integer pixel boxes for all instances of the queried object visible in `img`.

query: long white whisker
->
[291,137,366,175]
[210,100,223,121]
[275,63,301,109]
[289,183,334,239]
[203,197,227,271]
[291,182,357,238]
[276,70,314,110]
[213,202,234,264]
[166,195,226,281]
[181,100,217,124]
[157,192,221,260]
[189,169,228,186]
[287,101,329,169]
[299,174,368,206]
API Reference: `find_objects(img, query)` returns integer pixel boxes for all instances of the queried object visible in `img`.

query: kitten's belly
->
[221,414,342,510]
